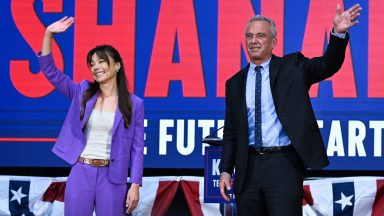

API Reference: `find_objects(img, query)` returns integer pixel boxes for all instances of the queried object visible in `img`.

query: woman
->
[39,16,144,215]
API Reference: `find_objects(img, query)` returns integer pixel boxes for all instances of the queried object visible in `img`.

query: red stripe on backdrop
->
[151,181,179,216]
[180,180,203,216]
[0,138,56,142]
[368,0,384,97]
[302,185,314,206]
[42,182,66,202]
[372,179,384,216]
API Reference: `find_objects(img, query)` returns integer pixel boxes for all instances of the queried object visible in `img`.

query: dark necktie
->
[254,66,263,147]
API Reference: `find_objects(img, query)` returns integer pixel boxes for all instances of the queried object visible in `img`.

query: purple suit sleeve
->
[129,99,145,185]
[38,53,80,99]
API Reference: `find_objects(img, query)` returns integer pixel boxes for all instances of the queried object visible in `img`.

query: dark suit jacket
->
[220,33,349,194]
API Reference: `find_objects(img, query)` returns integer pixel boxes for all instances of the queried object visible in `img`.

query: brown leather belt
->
[249,145,294,155]
[77,157,110,167]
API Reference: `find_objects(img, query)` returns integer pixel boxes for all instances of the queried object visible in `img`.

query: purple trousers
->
[64,163,128,216]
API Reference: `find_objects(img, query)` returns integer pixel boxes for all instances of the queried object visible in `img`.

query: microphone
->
[202,126,224,146]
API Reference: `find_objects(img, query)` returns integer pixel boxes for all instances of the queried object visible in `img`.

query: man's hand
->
[333,3,362,33]
[219,172,232,201]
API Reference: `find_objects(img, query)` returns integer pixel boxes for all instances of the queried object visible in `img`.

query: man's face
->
[245,21,277,64]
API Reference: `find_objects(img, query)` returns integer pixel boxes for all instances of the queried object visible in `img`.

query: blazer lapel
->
[81,91,99,129]
[111,106,122,137]
[80,90,122,137]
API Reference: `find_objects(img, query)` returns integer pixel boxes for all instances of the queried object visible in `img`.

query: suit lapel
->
[269,55,281,91]
[81,91,99,129]
[239,64,250,123]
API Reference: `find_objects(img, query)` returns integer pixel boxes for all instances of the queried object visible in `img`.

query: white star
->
[335,192,354,210]
[10,187,27,205]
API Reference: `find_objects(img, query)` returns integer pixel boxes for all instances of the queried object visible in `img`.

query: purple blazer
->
[39,53,144,185]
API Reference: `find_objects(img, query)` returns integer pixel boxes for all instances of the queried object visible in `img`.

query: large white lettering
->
[158,119,223,156]
[159,119,174,155]
[154,119,383,158]
[327,120,345,156]
[177,120,195,155]
[348,120,367,157]
[370,121,384,157]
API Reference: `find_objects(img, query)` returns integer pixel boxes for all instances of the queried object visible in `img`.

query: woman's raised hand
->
[46,16,74,34]
[41,16,74,56]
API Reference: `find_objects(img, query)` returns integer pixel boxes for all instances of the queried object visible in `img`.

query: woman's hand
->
[46,16,74,34]
[41,16,74,56]
[125,183,140,214]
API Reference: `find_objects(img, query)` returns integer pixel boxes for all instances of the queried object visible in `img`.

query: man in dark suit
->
[219,4,362,216]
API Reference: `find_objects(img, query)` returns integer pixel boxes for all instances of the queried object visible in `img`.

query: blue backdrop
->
[0,0,382,170]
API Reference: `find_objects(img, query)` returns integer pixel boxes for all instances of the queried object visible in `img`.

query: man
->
[219,4,362,216]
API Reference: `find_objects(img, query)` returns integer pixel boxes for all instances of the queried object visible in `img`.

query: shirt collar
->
[249,57,272,75]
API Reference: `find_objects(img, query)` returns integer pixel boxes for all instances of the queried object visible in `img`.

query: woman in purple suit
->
[39,17,144,215]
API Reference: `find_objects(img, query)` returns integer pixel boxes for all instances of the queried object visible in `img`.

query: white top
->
[81,109,115,159]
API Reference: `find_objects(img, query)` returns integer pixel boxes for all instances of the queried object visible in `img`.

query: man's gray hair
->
[245,15,277,38]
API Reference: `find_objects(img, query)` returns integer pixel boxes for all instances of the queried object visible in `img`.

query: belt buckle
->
[90,159,105,167]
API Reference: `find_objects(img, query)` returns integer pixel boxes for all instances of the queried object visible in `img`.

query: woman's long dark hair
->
[80,45,132,128]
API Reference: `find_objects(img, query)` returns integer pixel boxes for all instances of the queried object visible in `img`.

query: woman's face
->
[89,53,120,84]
